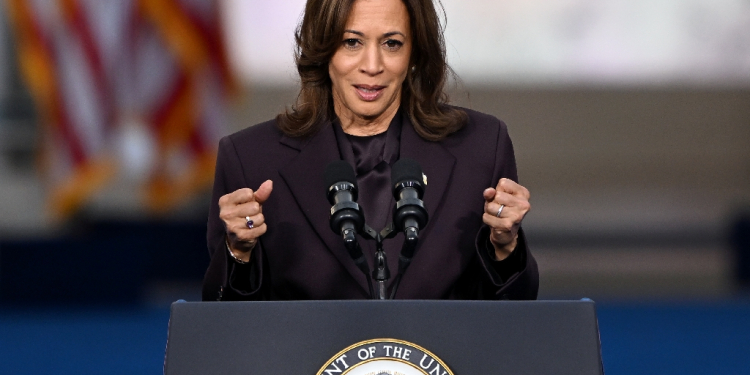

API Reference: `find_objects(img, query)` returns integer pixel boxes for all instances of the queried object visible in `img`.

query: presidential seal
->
[316,339,455,375]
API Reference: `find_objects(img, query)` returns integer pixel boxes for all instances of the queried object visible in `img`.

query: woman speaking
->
[203,0,538,301]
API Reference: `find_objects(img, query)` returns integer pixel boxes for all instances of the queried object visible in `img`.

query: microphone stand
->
[361,223,421,300]
[362,224,395,300]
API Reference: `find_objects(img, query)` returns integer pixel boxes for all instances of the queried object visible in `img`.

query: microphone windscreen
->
[324,160,357,188]
[391,158,423,186]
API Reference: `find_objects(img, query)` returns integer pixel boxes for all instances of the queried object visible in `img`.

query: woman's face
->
[329,0,411,130]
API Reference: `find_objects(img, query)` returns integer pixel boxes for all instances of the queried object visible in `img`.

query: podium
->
[164,300,603,375]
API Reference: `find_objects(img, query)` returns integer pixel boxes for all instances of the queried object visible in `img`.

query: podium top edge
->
[170,299,596,307]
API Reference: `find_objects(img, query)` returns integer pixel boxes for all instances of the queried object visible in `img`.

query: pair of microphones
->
[324,158,428,299]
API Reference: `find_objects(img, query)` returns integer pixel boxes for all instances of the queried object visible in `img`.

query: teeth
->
[359,87,379,93]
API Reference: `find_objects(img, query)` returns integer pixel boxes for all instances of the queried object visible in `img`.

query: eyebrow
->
[343,29,406,38]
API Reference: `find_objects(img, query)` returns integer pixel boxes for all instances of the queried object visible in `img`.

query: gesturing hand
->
[482,178,531,260]
[218,180,274,262]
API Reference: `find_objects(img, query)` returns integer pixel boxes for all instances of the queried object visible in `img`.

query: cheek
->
[389,57,411,82]
[328,63,338,85]
[329,57,351,89]
[327,67,336,90]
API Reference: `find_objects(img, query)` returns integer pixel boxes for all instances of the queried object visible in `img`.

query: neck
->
[336,106,399,137]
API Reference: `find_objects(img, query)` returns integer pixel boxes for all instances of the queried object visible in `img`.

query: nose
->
[359,44,384,76]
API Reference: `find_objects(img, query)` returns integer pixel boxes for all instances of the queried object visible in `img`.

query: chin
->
[356,100,398,119]
[358,104,385,115]
[349,103,384,118]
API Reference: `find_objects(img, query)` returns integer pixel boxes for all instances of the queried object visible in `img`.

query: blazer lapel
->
[277,123,371,292]
[399,117,457,242]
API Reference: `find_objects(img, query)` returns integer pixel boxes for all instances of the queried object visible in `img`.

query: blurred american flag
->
[5,0,236,217]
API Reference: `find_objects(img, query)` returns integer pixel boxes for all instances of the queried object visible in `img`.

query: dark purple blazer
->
[202,108,538,301]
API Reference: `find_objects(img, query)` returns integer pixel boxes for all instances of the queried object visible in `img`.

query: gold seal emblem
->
[317,338,454,375]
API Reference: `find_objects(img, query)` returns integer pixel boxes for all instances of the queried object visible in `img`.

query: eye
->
[342,38,361,50]
[383,39,403,51]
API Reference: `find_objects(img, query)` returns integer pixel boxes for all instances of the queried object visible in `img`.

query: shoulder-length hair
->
[276,0,467,141]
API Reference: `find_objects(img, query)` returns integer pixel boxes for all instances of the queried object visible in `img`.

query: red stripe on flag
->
[21,1,88,165]
[51,92,88,165]
[189,125,206,154]
[180,1,235,94]
[63,0,115,130]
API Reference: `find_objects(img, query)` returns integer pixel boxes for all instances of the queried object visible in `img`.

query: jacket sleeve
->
[202,136,267,301]
[475,227,538,299]
[472,119,539,300]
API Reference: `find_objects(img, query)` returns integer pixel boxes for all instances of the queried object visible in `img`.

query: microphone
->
[388,158,429,299]
[325,160,365,237]
[391,158,429,238]
[325,161,373,298]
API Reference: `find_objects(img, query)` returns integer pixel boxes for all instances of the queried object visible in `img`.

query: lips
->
[354,85,385,101]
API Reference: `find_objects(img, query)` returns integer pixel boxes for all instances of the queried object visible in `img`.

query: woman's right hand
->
[218,180,274,262]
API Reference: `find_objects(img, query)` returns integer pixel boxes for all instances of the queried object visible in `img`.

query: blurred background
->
[1,0,749,374]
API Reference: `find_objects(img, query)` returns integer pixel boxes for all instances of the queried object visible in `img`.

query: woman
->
[203,0,538,301]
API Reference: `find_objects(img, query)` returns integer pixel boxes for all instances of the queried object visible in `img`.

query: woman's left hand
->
[482,178,531,260]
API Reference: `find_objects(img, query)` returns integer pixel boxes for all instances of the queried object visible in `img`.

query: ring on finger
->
[496,204,505,218]
[245,216,254,229]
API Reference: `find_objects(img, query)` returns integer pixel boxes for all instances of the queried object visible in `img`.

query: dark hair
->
[276,0,467,141]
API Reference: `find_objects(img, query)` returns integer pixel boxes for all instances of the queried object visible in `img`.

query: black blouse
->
[332,110,402,232]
